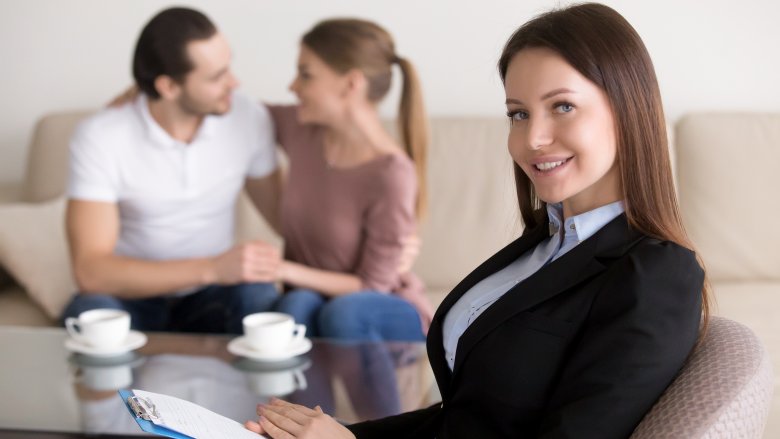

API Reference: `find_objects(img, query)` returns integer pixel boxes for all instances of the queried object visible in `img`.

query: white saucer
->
[68,351,144,367]
[64,330,148,357]
[233,356,312,373]
[227,336,312,362]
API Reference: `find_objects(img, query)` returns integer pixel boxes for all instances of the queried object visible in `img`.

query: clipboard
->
[118,389,264,439]
[119,389,194,439]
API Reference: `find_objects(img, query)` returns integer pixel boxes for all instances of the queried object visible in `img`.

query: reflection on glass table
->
[0,327,439,437]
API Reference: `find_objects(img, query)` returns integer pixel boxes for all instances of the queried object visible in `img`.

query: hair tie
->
[391,54,402,64]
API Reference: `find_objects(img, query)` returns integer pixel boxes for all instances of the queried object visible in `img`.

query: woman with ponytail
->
[265,18,433,342]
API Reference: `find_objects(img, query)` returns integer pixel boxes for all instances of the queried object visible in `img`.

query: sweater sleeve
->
[354,156,418,293]
[264,104,298,152]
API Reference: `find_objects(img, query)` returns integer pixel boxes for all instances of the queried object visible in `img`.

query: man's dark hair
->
[132,7,217,99]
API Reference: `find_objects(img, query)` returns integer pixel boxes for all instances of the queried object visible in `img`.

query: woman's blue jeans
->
[273,289,425,342]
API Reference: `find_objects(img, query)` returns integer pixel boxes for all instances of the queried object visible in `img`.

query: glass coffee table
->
[0,326,440,437]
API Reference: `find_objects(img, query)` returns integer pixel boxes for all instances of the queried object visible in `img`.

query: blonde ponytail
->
[395,56,428,219]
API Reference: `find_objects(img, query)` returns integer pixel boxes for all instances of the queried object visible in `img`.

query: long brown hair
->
[302,19,428,218]
[497,3,710,328]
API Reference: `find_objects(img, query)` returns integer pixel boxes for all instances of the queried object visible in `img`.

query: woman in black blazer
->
[246,3,710,438]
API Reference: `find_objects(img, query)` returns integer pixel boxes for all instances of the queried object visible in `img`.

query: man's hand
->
[210,240,281,285]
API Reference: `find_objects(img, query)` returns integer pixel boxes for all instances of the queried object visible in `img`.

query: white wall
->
[0,0,778,184]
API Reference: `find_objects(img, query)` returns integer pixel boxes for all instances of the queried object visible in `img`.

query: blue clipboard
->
[118,389,195,439]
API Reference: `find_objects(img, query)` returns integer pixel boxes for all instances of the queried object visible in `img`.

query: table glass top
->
[0,326,438,437]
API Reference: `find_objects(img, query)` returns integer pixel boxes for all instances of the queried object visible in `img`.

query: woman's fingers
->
[262,402,311,426]
[397,235,420,273]
[251,400,356,439]
[259,404,310,436]
[269,398,321,417]
[258,416,295,439]
[245,420,265,434]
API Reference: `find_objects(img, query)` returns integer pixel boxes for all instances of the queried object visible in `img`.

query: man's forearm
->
[74,254,217,299]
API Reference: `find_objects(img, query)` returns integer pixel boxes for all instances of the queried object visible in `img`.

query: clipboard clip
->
[128,395,161,422]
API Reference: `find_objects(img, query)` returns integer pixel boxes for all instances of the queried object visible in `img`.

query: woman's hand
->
[245,398,356,439]
[107,85,140,108]
[209,240,282,285]
[397,234,421,274]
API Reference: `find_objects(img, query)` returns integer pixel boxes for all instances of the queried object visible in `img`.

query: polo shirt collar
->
[136,93,217,148]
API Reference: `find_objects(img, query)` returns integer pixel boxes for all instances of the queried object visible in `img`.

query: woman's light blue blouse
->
[442,201,625,371]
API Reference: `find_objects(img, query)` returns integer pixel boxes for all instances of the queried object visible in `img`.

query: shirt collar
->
[135,93,216,149]
[546,200,625,243]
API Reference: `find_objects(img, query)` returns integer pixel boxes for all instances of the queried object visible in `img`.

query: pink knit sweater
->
[267,105,433,329]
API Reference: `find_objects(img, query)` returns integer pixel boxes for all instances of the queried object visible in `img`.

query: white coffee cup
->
[65,309,131,349]
[247,368,308,396]
[243,312,306,352]
[78,363,134,391]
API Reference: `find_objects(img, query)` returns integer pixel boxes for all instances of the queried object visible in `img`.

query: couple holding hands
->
[62,8,432,342]
[63,3,709,438]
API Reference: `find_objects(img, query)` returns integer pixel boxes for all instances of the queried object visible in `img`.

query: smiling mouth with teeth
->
[534,157,571,171]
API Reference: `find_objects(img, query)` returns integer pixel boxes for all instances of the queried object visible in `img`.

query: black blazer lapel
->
[434,222,550,322]
[426,221,549,399]
[449,214,644,380]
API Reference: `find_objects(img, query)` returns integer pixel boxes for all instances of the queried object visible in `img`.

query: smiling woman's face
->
[504,47,622,217]
[288,44,350,125]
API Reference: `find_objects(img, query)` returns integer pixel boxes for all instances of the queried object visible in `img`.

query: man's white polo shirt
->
[67,92,278,261]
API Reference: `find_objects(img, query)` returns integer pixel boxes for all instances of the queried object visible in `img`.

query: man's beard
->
[177,92,230,117]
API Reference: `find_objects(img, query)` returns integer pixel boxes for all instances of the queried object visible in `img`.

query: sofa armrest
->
[0,183,22,204]
[0,286,56,326]
[0,183,23,288]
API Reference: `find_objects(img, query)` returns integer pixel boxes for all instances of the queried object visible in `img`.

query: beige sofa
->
[0,111,520,327]
[0,111,777,436]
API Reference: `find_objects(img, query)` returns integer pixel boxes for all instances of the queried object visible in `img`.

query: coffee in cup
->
[242,312,306,352]
[65,309,131,349]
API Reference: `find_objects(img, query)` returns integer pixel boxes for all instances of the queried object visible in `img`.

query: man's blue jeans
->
[274,289,425,342]
[60,283,279,334]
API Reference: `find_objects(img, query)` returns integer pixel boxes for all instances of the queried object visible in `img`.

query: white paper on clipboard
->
[132,389,269,439]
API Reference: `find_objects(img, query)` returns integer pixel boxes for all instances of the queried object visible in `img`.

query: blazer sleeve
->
[537,240,704,439]
[347,403,441,439]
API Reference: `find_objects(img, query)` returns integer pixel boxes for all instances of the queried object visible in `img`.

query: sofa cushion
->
[0,286,54,326]
[22,111,93,202]
[0,197,75,319]
[411,118,521,290]
[676,113,780,282]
